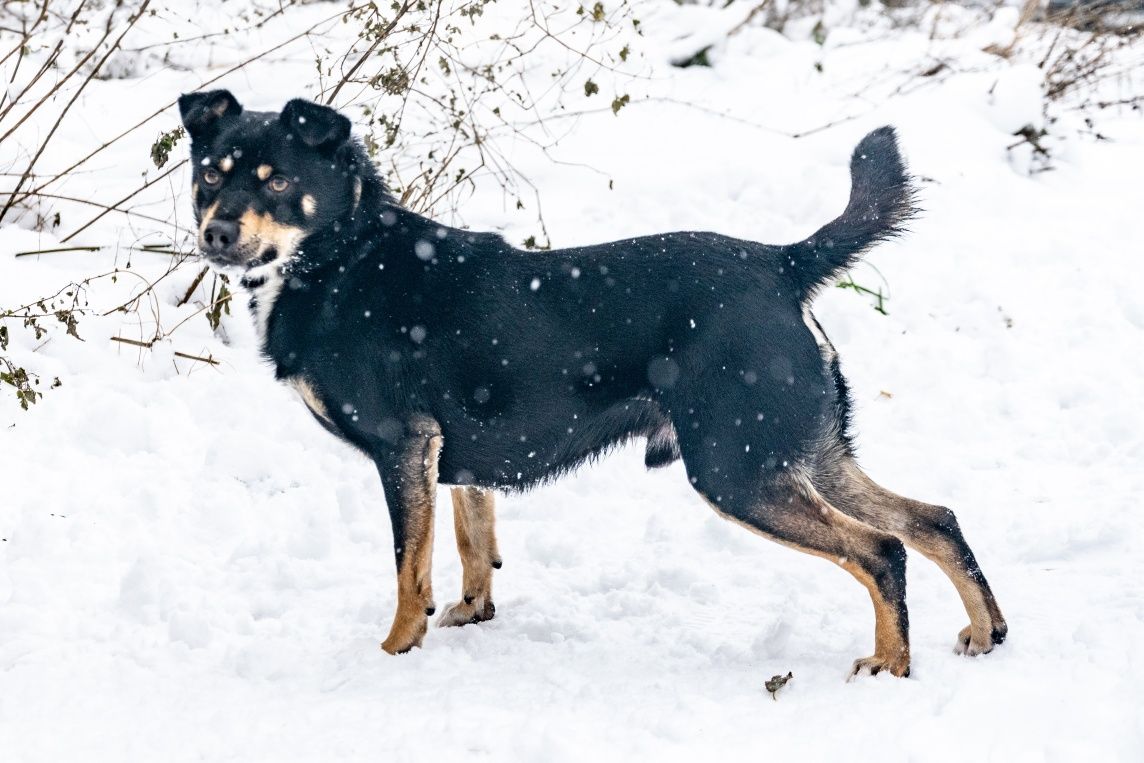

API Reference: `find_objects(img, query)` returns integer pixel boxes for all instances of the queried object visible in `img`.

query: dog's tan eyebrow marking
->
[219,155,234,173]
[256,164,273,181]
[301,194,317,217]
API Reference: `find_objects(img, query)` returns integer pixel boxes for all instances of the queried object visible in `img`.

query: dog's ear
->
[280,99,351,151]
[178,90,242,141]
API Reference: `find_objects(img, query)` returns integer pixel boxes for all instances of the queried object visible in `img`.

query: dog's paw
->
[849,653,910,679]
[380,614,428,655]
[436,596,495,628]
[954,620,1007,656]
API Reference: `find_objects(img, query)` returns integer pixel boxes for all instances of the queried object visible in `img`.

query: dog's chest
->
[240,266,287,342]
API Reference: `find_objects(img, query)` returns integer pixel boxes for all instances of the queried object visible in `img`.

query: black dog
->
[179,90,1006,675]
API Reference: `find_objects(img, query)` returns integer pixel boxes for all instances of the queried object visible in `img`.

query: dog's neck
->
[232,209,376,345]
[230,153,395,344]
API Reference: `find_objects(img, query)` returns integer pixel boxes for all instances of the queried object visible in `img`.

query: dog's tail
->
[782,127,917,301]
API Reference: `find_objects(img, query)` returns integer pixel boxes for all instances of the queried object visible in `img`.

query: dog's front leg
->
[375,416,442,655]
[437,486,500,628]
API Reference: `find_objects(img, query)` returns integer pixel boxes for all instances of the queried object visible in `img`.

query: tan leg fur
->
[438,486,500,627]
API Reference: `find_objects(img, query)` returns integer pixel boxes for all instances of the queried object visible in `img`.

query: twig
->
[173,351,219,366]
[177,266,210,307]
[726,1,772,38]
[123,2,295,53]
[0,0,151,223]
[4,191,175,227]
[18,4,356,211]
[109,336,220,366]
[61,160,184,243]
[109,335,154,348]
[0,1,91,136]
[14,245,102,257]
[324,0,417,105]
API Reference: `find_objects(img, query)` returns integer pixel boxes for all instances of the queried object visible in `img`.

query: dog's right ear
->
[280,99,351,152]
[178,90,243,141]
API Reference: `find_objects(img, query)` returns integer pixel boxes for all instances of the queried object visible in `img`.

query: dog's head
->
[178,90,363,272]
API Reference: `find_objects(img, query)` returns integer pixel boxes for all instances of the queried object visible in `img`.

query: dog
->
[178,89,1007,677]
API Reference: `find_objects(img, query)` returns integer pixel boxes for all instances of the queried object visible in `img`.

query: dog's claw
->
[954,622,1006,656]
[849,654,910,680]
[437,597,495,628]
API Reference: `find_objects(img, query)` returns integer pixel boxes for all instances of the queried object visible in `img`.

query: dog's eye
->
[268,176,290,193]
[202,168,221,186]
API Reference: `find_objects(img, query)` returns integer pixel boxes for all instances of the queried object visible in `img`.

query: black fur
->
[178,90,243,141]
[181,91,916,505]
[782,126,917,301]
[179,93,949,668]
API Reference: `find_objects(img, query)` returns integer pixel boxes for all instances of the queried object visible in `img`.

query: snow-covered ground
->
[2,1,1143,760]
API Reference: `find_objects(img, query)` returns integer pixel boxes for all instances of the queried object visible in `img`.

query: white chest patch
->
[234,219,304,342]
[243,263,287,340]
[239,246,301,342]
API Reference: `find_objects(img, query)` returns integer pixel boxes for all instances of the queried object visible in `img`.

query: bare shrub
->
[0,1,641,407]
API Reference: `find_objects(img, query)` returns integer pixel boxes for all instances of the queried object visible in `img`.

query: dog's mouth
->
[198,242,280,271]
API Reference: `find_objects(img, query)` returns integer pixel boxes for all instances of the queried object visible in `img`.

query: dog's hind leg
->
[375,416,441,655]
[663,309,911,676]
[815,456,1007,656]
[698,471,911,678]
[437,486,500,627]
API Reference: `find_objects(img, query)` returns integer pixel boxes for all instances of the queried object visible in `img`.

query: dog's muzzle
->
[200,219,242,265]
[199,221,277,270]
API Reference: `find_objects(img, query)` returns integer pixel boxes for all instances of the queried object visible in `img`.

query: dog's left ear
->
[178,89,243,140]
[280,99,351,151]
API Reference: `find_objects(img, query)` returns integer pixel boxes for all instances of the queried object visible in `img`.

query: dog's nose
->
[201,219,239,256]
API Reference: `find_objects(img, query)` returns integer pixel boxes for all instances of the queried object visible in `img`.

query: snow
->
[2,1,1143,760]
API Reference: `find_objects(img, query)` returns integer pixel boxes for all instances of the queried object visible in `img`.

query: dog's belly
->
[434,395,666,489]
